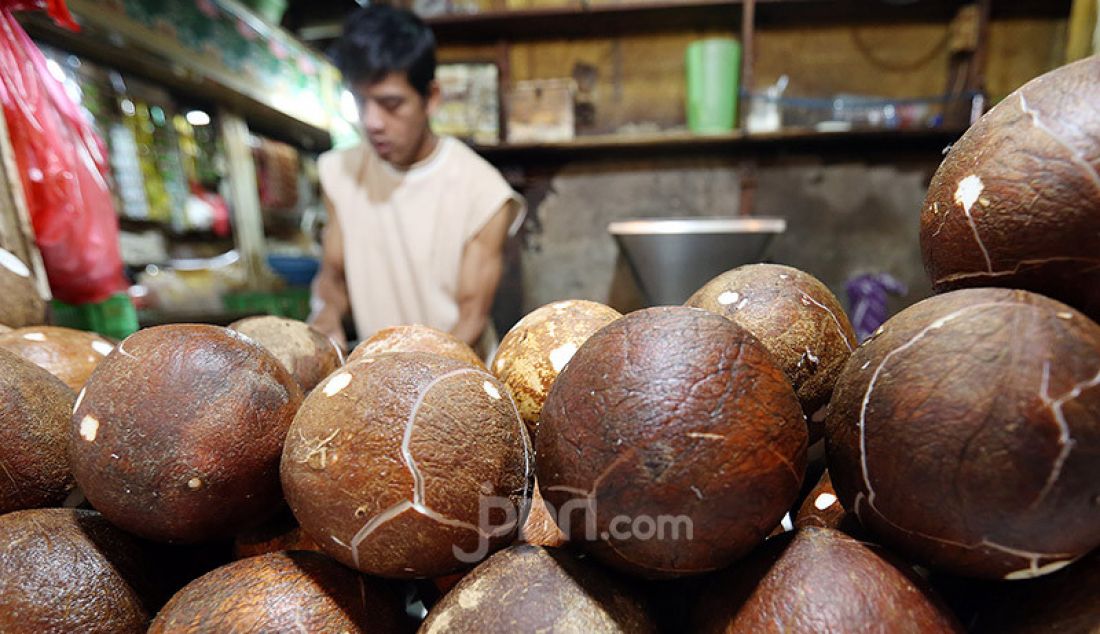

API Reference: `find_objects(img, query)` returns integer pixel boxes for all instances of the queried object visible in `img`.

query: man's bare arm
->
[308,197,350,350]
[451,203,513,347]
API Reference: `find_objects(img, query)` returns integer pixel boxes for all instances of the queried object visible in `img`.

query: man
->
[310,5,523,352]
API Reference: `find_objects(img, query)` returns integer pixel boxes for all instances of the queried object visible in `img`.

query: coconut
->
[419,544,656,633]
[148,551,406,633]
[492,299,621,438]
[139,540,237,612]
[229,316,344,392]
[431,571,467,596]
[348,324,484,369]
[969,549,1099,633]
[0,508,153,633]
[70,324,302,543]
[0,326,115,390]
[693,527,962,633]
[233,507,321,560]
[538,306,807,578]
[0,348,75,513]
[920,55,1100,321]
[281,352,532,578]
[686,263,856,423]
[794,470,861,535]
[825,288,1100,579]
[0,247,45,328]
[519,481,568,548]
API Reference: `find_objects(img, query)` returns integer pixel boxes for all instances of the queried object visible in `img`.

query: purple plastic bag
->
[845,273,907,342]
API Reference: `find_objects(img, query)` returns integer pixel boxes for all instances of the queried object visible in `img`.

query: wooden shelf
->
[752,0,1069,27]
[425,0,1069,43]
[19,14,333,152]
[427,0,738,42]
[473,127,965,164]
[118,218,234,244]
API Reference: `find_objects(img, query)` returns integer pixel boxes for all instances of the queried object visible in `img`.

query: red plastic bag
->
[2,1,77,29]
[0,0,127,304]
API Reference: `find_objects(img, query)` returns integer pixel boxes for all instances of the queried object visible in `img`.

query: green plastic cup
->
[686,38,741,134]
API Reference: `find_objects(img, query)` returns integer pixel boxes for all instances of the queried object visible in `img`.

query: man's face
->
[350,72,438,168]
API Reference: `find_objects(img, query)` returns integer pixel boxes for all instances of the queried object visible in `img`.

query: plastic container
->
[51,293,140,341]
[685,38,741,134]
[223,287,311,322]
[266,254,320,287]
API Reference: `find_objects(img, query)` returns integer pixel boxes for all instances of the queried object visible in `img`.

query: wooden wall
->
[754,23,952,99]
[438,16,1069,134]
[985,18,1067,100]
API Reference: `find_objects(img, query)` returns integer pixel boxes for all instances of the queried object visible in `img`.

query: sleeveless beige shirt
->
[318,137,523,340]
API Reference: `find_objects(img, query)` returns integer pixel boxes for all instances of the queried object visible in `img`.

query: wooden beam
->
[417,0,1070,44]
[967,0,993,117]
[740,0,755,128]
[472,128,964,173]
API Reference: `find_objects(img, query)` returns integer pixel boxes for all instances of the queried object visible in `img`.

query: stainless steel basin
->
[609,216,787,306]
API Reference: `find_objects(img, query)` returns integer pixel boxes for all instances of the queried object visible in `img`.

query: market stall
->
[0,0,1096,631]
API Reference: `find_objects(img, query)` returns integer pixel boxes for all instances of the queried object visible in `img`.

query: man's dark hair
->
[331,4,437,98]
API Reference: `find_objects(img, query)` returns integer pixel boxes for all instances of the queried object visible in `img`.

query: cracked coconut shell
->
[148,551,406,633]
[492,299,622,439]
[229,316,344,393]
[920,55,1100,321]
[686,263,856,422]
[0,326,115,391]
[0,509,154,633]
[0,348,75,514]
[281,352,533,578]
[969,549,1100,633]
[693,527,962,633]
[0,248,45,328]
[519,481,568,548]
[538,306,808,578]
[825,288,1100,580]
[348,324,485,369]
[70,325,303,543]
[419,544,656,634]
[794,470,862,536]
[232,507,321,560]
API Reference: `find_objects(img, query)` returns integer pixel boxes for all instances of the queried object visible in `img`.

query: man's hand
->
[309,197,350,350]
[451,202,514,347]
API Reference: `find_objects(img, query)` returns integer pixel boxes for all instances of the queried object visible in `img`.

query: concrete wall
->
[521,159,740,310]
[496,157,938,331]
[759,161,936,318]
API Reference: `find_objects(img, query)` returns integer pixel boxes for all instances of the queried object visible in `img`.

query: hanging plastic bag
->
[1,1,76,28]
[845,272,908,342]
[0,0,127,304]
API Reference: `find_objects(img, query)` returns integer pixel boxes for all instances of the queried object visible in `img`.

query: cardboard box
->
[433,63,500,145]
[506,78,576,143]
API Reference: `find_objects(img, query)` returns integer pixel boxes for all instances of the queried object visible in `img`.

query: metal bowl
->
[609,216,787,305]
